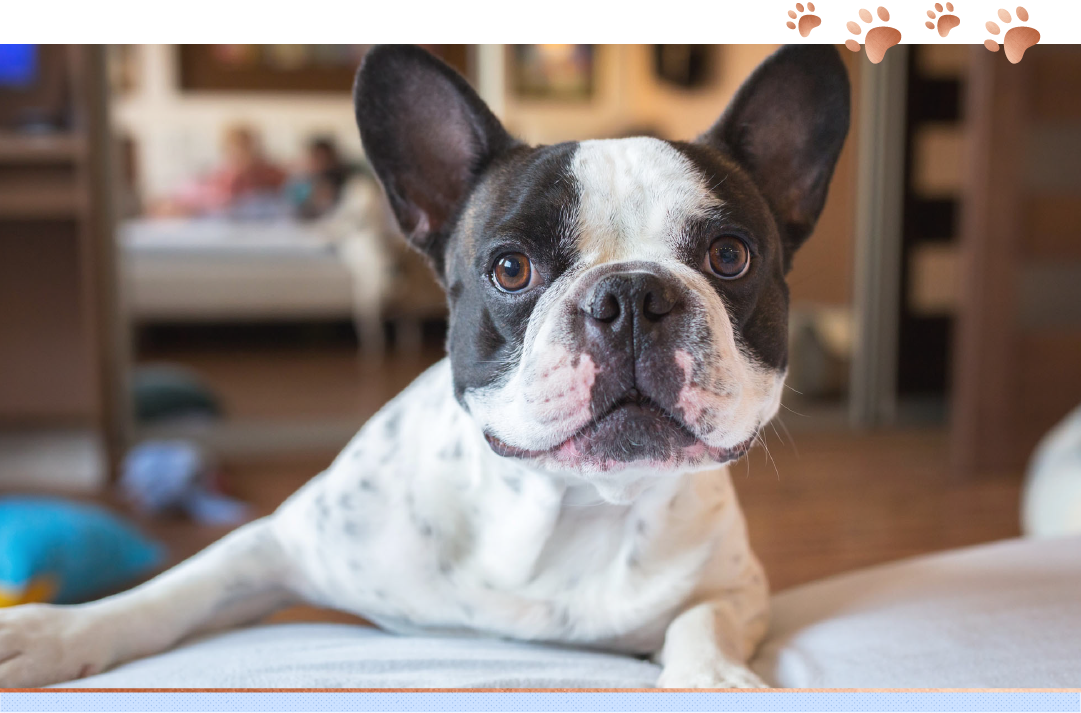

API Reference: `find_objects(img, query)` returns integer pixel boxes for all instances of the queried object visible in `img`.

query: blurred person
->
[152,125,287,218]
[288,136,353,220]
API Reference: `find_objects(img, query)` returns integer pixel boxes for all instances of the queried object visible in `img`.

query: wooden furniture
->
[0,46,125,481]
[952,45,1081,471]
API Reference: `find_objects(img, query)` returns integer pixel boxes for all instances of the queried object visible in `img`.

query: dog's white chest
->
[272,361,754,652]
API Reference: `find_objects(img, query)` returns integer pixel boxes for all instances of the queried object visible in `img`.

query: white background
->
[3,0,1080,45]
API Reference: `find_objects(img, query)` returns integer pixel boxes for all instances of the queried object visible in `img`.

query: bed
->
[122,217,358,323]
[120,179,446,354]
[59,535,1081,688]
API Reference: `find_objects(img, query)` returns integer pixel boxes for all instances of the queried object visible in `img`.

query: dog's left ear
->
[354,45,518,278]
[699,45,850,269]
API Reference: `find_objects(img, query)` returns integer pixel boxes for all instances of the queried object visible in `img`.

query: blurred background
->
[0,44,1079,610]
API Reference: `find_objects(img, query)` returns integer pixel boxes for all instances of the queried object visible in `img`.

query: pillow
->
[752,536,1081,687]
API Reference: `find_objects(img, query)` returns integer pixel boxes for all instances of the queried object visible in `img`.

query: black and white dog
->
[0,44,848,688]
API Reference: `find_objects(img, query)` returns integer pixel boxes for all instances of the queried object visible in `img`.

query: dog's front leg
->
[0,518,297,687]
[655,597,770,689]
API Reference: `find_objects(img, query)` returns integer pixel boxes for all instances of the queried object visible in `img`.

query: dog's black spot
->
[359,479,377,493]
[504,475,521,493]
[448,279,464,304]
[384,411,402,438]
[438,440,464,461]
[313,494,331,524]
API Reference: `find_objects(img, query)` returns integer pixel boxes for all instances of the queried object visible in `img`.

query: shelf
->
[0,190,83,220]
[0,133,86,164]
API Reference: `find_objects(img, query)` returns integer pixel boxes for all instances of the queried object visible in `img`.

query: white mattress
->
[121,219,356,322]
[59,536,1081,688]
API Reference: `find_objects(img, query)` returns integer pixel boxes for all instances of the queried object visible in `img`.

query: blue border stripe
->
[1,692,1078,712]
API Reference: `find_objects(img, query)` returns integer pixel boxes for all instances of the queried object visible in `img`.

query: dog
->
[0,44,849,689]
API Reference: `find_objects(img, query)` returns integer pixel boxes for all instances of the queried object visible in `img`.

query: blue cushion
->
[0,496,163,605]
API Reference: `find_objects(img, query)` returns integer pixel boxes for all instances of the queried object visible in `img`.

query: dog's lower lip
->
[483,400,758,464]
[560,398,692,449]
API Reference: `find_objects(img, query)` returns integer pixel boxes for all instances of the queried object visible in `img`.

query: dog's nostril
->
[642,291,675,321]
[588,292,621,323]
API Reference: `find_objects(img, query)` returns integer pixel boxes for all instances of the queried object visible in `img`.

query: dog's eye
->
[705,237,750,279]
[491,252,534,292]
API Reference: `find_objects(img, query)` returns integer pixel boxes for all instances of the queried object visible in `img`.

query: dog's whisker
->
[780,402,808,418]
[775,417,799,458]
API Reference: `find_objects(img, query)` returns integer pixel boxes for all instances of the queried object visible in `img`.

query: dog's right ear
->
[354,45,518,272]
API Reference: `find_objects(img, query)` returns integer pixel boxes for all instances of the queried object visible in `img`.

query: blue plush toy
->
[0,496,164,607]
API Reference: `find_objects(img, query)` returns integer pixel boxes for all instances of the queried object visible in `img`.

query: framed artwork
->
[177,45,472,93]
[652,45,714,89]
[512,45,594,100]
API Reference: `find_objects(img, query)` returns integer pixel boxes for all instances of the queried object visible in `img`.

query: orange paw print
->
[786,2,822,37]
[846,7,902,64]
[926,2,961,37]
[985,6,1040,64]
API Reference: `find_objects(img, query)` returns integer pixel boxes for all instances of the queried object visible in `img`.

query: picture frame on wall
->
[512,44,594,101]
[652,45,714,89]
[177,45,472,93]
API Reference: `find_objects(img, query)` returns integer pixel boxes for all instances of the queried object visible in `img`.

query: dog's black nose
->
[581,271,678,330]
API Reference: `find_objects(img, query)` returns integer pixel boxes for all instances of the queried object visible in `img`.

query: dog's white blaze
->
[572,138,718,266]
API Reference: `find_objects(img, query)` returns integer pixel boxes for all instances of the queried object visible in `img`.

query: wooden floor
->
[139,343,444,423]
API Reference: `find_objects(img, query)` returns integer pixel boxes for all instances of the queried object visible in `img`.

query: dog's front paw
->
[0,604,110,687]
[657,661,769,689]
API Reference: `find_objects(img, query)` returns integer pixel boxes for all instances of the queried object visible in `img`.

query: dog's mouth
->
[484,389,756,466]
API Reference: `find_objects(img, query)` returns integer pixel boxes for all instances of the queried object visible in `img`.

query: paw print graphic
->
[926,2,961,37]
[786,2,822,37]
[985,6,1041,64]
[846,7,902,64]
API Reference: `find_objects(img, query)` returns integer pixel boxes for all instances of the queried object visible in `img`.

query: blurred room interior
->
[0,44,1079,603]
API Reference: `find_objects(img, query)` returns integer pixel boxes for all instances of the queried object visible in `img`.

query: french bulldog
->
[0,43,849,688]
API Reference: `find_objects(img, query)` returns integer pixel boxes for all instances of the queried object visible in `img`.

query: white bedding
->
[122,218,357,322]
[60,536,1081,688]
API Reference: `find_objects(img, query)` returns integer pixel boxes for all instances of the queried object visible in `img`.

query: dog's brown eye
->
[706,237,750,279]
[492,252,533,292]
